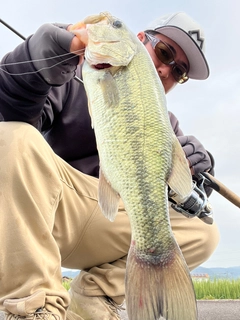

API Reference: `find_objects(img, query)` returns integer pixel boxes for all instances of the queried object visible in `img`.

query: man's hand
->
[68,22,88,58]
[177,135,212,175]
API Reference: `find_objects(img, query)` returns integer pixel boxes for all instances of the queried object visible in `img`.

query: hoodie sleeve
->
[0,23,79,128]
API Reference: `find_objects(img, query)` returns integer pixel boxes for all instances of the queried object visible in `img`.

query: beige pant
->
[0,122,220,318]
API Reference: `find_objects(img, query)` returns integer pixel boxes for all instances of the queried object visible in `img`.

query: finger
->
[68,21,86,31]
[187,152,205,167]
[182,143,195,157]
[177,135,188,147]
[70,29,88,50]
[69,22,88,56]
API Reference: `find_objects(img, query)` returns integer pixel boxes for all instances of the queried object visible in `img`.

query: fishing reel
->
[168,174,213,225]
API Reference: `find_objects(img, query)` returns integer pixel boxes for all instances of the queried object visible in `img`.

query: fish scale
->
[72,11,197,320]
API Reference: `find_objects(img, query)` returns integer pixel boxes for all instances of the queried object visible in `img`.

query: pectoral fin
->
[167,135,193,201]
[98,168,120,222]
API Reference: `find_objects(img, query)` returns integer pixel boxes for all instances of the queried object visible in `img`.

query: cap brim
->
[154,26,209,80]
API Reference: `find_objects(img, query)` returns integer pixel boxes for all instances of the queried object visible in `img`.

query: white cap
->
[146,12,209,80]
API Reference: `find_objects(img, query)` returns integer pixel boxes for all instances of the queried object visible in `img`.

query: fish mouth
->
[94,63,112,69]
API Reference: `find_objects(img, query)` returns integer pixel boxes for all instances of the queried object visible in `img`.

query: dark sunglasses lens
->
[148,35,189,84]
[154,42,174,64]
[172,65,188,83]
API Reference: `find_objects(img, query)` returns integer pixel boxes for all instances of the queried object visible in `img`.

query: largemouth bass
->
[72,12,197,320]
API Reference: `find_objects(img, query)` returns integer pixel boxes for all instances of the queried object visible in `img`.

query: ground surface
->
[119,300,240,320]
[1,300,240,320]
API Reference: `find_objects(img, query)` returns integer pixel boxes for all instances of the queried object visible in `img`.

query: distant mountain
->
[191,266,240,279]
[62,266,240,280]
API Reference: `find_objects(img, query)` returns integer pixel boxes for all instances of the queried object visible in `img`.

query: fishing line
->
[0,48,85,67]
[0,48,85,80]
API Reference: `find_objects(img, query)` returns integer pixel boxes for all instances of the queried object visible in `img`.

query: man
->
[0,11,219,320]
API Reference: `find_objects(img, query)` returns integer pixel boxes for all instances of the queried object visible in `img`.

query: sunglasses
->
[145,33,189,84]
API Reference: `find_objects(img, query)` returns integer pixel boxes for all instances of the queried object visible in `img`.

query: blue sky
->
[1,0,240,268]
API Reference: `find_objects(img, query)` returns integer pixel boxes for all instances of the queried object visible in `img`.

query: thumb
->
[68,23,88,60]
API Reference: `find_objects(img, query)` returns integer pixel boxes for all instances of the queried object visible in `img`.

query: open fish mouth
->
[94,63,112,69]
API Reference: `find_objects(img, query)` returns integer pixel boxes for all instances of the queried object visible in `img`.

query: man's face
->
[138,32,189,94]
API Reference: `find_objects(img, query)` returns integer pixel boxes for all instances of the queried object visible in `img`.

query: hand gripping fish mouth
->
[71,12,137,68]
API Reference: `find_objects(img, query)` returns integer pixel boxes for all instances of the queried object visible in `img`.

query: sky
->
[1,0,240,269]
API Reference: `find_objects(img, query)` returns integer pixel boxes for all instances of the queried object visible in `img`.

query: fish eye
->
[112,20,122,28]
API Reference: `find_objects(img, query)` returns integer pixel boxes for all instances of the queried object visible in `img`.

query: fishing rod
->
[0,18,83,84]
[199,172,240,208]
[0,18,26,40]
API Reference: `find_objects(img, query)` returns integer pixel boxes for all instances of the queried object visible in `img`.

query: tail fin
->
[125,243,197,320]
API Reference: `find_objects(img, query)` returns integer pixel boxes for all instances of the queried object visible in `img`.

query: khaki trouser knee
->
[0,122,131,315]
